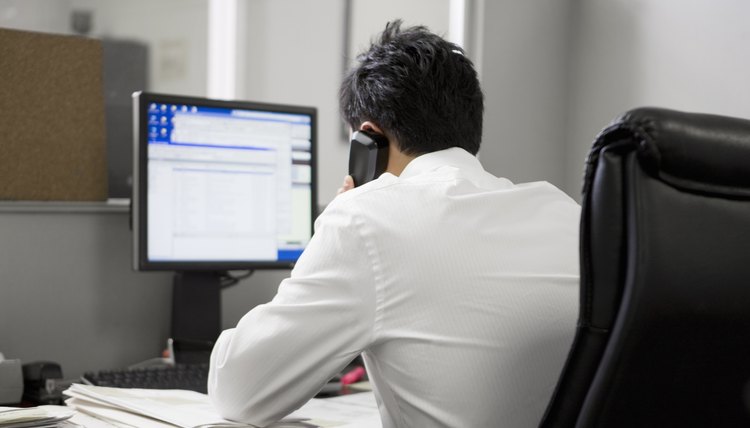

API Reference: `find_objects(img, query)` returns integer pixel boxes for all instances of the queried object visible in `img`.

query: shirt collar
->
[399,147,484,180]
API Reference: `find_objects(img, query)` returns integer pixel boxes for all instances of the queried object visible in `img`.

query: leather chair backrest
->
[540,108,750,427]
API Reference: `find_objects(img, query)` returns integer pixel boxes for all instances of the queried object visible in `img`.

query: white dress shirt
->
[209,147,580,428]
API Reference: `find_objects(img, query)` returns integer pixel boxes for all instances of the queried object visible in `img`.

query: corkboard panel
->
[0,28,107,201]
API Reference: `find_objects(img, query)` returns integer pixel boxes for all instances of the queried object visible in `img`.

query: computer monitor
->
[132,92,317,350]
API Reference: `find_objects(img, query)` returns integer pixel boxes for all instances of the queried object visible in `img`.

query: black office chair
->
[540,108,750,427]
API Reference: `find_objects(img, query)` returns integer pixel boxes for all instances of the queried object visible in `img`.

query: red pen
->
[340,366,366,385]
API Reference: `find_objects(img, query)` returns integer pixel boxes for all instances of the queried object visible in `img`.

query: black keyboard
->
[82,363,209,394]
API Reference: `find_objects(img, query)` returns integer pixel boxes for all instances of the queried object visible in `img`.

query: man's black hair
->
[339,20,484,156]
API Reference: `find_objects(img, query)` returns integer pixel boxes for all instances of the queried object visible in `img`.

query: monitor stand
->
[171,271,222,364]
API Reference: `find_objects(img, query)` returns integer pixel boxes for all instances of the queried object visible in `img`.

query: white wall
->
[475,0,572,190]
[0,0,72,33]
[349,0,450,62]
[564,0,750,198]
[70,0,208,97]
[477,1,750,199]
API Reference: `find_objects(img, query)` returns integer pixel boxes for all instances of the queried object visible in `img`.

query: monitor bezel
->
[132,91,318,271]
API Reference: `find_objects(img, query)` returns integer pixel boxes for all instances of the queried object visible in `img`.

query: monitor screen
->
[133,92,317,271]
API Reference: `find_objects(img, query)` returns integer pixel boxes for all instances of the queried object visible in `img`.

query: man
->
[209,21,580,427]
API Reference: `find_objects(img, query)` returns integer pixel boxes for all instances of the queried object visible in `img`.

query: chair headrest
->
[593,107,750,197]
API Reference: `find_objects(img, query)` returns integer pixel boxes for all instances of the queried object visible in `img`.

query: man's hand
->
[337,175,355,195]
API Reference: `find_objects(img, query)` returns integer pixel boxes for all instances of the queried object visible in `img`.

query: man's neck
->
[386,145,417,176]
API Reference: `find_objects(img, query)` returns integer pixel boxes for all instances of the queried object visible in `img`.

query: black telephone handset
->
[348,130,389,187]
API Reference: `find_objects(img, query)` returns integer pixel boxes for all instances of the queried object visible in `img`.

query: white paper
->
[287,392,381,428]
[63,384,381,428]
[64,384,246,428]
[66,396,173,428]
[68,412,120,428]
[0,405,76,427]
[63,384,314,428]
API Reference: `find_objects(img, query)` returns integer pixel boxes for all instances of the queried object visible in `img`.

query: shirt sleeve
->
[208,201,378,427]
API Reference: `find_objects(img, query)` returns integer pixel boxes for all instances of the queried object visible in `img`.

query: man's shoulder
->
[514,180,579,204]
[326,173,401,211]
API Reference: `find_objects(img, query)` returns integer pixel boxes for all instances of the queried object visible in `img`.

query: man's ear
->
[358,121,400,153]
[359,121,384,135]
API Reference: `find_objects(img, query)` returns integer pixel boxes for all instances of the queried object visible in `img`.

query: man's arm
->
[208,200,377,426]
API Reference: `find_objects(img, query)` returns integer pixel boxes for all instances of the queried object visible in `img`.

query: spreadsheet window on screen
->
[145,102,313,263]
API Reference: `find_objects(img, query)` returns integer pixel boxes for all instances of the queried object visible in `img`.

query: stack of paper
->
[63,384,380,428]
[64,384,307,428]
[0,406,77,428]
